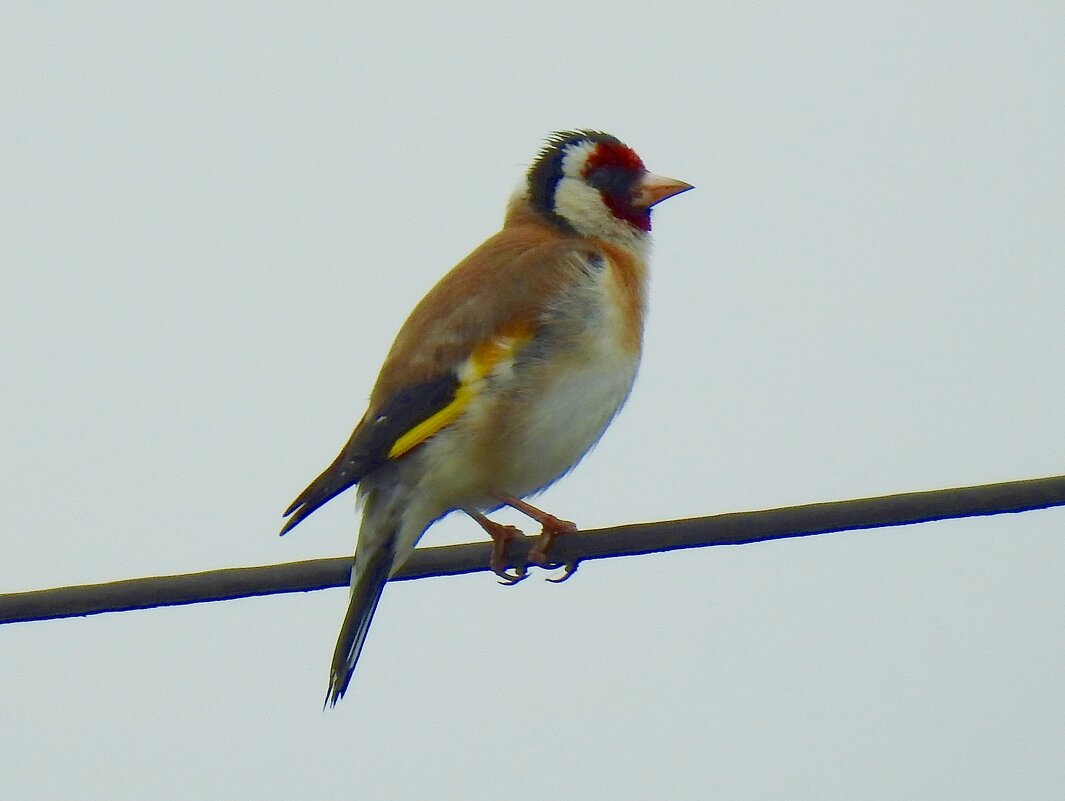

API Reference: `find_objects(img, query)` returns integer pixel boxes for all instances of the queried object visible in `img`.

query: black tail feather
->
[325,541,393,707]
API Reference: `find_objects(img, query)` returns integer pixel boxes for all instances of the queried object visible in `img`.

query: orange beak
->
[633,173,694,208]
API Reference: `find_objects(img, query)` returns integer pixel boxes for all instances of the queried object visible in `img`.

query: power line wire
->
[2,473,1063,625]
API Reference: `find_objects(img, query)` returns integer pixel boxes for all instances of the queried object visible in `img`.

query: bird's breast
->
[417,248,645,507]
[499,325,639,497]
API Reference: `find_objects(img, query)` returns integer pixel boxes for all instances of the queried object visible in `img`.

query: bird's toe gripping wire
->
[468,512,529,585]
[470,497,583,584]
[496,493,581,583]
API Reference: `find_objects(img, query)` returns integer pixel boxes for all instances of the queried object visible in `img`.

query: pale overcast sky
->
[2,3,1064,799]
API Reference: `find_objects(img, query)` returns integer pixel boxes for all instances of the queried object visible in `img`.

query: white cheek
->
[553,178,644,252]
[553,179,606,227]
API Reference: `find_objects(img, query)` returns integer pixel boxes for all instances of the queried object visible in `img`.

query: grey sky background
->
[2,3,1063,799]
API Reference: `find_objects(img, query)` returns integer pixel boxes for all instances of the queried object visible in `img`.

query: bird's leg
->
[467,510,528,585]
[494,493,578,577]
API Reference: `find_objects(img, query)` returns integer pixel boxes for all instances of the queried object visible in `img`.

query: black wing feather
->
[279,373,459,535]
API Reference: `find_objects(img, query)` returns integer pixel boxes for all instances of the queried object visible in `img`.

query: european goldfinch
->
[282,130,691,705]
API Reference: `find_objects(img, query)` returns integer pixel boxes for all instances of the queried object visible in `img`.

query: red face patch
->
[583,142,651,232]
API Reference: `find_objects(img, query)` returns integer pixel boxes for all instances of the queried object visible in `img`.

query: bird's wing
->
[280,218,600,535]
[279,372,461,536]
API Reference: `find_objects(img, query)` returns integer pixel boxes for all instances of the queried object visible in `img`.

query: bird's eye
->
[585,166,634,197]
[585,168,608,190]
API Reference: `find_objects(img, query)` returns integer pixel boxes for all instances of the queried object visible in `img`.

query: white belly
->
[494,345,639,498]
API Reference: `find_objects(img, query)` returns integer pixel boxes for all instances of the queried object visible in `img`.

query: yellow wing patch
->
[387,323,534,459]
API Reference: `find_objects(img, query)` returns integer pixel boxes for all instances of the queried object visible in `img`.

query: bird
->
[281,129,692,705]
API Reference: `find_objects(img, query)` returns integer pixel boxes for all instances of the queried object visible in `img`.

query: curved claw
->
[495,564,528,586]
[545,560,579,584]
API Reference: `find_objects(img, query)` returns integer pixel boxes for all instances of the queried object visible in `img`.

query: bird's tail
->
[325,534,393,707]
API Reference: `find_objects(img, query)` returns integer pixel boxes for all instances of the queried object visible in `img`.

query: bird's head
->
[527,130,692,247]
